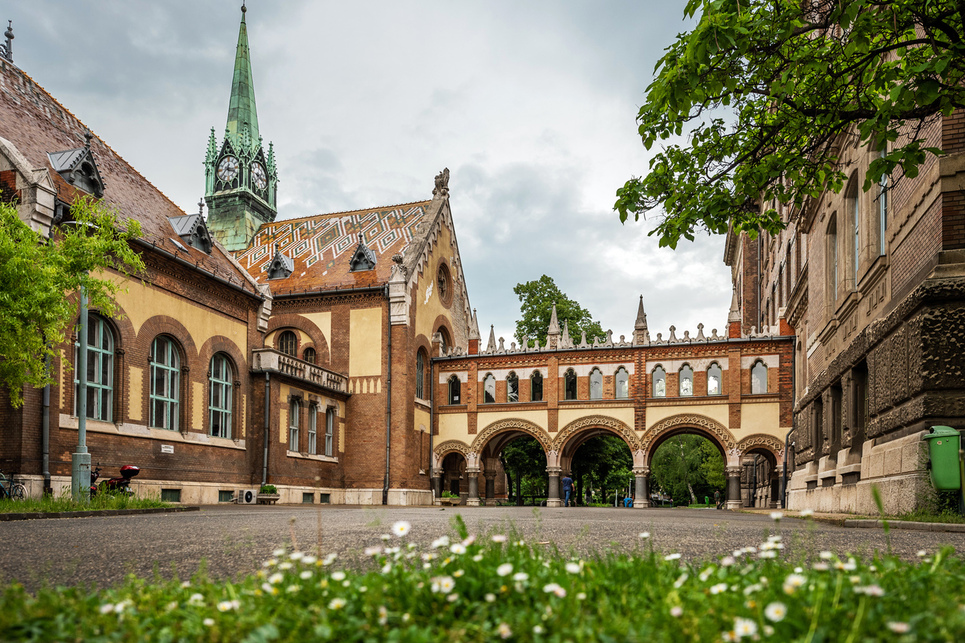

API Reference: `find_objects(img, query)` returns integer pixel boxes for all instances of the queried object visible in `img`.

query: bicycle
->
[0,469,26,501]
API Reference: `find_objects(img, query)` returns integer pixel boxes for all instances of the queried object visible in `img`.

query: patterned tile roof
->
[0,58,260,296]
[236,201,434,294]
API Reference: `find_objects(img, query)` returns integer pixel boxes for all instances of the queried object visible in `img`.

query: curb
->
[0,506,200,522]
[843,519,965,533]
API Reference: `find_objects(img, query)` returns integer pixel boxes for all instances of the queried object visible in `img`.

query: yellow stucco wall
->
[349,308,382,377]
[301,312,332,352]
[558,408,635,432]
[415,407,431,433]
[645,403,730,431]
[114,279,248,360]
[738,402,784,437]
[437,414,469,445]
[192,381,203,431]
[128,366,143,421]
[477,410,549,431]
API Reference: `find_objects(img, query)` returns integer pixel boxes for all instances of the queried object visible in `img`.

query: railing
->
[251,348,349,394]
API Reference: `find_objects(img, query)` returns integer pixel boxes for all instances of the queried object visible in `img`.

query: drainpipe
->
[383,285,391,506]
[262,372,270,486]
[781,334,797,508]
[41,365,51,495]
[428,356,434,490]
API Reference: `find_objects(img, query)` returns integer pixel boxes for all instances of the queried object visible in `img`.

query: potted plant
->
[257,484,280,504]
[440,490,460,506]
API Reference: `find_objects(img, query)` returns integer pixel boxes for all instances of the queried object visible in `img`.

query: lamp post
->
[71,283,90,501]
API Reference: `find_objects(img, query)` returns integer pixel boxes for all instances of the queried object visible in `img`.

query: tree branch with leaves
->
[616,0,964,248]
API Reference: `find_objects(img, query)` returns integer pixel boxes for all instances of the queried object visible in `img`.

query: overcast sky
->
[7,1,732,344]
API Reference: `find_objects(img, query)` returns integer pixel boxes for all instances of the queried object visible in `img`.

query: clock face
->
[217,156,239,182]
[251,162,268,190]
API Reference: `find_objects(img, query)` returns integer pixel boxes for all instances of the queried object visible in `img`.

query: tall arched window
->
[278,330,297,356]
[209,353,233,438]
[589,368,603,400]
[448,375,461,404]
[615,367,629,399]
[308,403,318,454]
[289,398,300,450]
[437,327,451,355]
[484,374,496,404]
[707,362,722,396]
[564,369,577,400]
[74,314,113,421]
[751,360,768,394]
[849,177,860,288]
[679,364,694,396]
[878,147,889,256]
[530,371,543,402]
[303,347,316,364]
[150,336,180,430]
[652,366,666,397]
[325,407,335,456]
[827,216,838,303]
[416,349,427,399]
[507,371,519,403]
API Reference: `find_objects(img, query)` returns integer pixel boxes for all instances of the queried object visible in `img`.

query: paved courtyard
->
[1,505,963,593]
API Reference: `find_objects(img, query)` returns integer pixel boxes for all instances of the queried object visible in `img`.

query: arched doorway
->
[468,419,553,506]
[431,441,470,504]
[737,435,786,509]
[554,415,639,508]
[649,434,725,507]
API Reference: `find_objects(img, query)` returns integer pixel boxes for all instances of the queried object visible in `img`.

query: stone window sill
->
[59,414,246,450]
[286,451,338,463]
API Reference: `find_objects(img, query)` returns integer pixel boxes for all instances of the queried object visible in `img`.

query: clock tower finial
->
[204,2,277,252]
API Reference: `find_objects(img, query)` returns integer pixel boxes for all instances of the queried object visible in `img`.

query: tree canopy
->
[650,435,724,506]
[615,0,965,248]
[0,197,143,407]
[513,275,605,347]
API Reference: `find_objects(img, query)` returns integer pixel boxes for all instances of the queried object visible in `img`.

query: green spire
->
[225,4,259,149]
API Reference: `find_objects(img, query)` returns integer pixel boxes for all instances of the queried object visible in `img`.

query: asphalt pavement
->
[1,505,962,593]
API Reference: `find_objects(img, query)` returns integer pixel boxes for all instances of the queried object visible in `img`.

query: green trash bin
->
[922,426,962,491]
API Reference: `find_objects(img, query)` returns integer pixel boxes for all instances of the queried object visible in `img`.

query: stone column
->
[431,470,443,504]
[466,467,480,506]
[484,470,496,506]
[633,466,650,508]
[725,466,743,510]
[546,466,562,508]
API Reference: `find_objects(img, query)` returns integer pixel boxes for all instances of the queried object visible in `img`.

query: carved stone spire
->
[727,285,742,339]
[547,303,561,350]
[468,308,480,341]
[561,320,572,348]
[486,324,497,353]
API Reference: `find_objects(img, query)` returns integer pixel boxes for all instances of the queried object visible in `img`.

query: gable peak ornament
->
[432,168,450,198]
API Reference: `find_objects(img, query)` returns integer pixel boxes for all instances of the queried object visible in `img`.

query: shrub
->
[259,485,277,495]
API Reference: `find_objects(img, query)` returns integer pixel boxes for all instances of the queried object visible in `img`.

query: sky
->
[6,1,733,345]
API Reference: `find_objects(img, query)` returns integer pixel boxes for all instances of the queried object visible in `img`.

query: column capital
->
[633,466,650,476]
[545,466,562,475]
[726,465,743,477]
[466,466,481,474]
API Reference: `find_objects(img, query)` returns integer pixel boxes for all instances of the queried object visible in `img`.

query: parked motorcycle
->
[89,464,140,497]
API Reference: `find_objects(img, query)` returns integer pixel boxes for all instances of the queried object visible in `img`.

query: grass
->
[1,515,964,641]
[0,492,168,514]
[890,509,965,524]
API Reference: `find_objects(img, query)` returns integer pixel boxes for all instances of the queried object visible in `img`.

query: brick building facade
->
[727,109,965,514]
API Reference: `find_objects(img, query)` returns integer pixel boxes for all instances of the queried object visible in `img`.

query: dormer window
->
[48,135,105,198]
[267,244,294,280]
[168,213,212,254]
[349,232,376,272]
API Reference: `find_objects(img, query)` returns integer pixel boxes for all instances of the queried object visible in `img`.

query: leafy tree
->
[513,275,605,348]
[500,436,547,503]
[0,196,143,407]
[571,435,632,505]
[650,435,724,506]
[615,0,965,248]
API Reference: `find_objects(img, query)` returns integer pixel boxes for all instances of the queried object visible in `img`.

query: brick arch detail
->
[737,434,785,458]
[197,336,248,379]
[470,419,552,454]
[640,413,737,462]
[137,315,200,367]
[553,415,639,453]
[434,439,471,459]
[431,314,455,351]
[265,313,331,364]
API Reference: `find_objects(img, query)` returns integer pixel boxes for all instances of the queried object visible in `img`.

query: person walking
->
[714,489,723,510]
[562,474,574,507]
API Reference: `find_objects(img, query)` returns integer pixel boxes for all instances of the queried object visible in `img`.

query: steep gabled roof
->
[0,58,258,295]
[235,200,435,294]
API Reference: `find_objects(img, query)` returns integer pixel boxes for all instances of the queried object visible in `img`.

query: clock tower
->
[204,3,277,251]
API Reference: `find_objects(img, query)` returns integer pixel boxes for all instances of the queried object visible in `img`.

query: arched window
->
[325,407,335,456]
[849,177,860,288]
[827,216,838,304]
[150,336,180,430]
[209,353,233,438]
[707,362,722,396]
[303,347,316,364]
[278,330,297,356]
[448,375,461,405]
[589,368,603,400]
[679,364,694,396]
[308,404,318,454]
[615,367,629,399]
[74,314,113,421]
[437,327,451,355]
[564,369,577,400]
[751,360,768,394]
[652,366,666,397]
[484,374,496,404]
[289,398,301,450]
[416,349,427,399]
[878,147,888,256]
[530,371,543,402]
[507,372,519,403]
